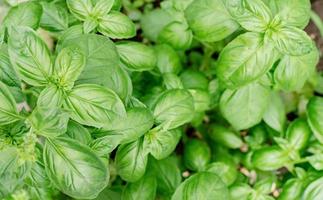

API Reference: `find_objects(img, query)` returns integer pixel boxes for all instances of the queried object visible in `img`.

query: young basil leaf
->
[189,89,210,112]
[2,1,42,30]
[43,137,108,199]
[122,173,157,200]
[205,161,238,186]
[227,0,272,32]
[171,172,229,200]
[303,177,323,200]
[155,44,182,75]
[148,156,182,196]
[274,48,319,91]
[163,73,184,89]
[217,32,279,88]
[37,84,64,108]
[153,89,194,129]
[263,92,286,133]
[307,97,323,144]
[184,139,211,171]
[286,119,311,151]
[54,46,85,90]
[266,26,314,56]
[66,0,93,21]
[252,146,290,171]
[59,34,132,101]
[0,81,21,126]
[28,106,69,137]
[91,0,115,18]
[229,183,253,200]
[158,21,193,50]
[97,11,136,39]
[180,69,209,90]
[275,0,311,29]
[220,82,270,130]
[115,138,148,182]
[0,44,21,88]
[144,128,181,160]
[65,120,92,145]
[8,26,53,86]
[116,41,156,72]
[185,0,239,42]
[83,17,98,33]
[140,8,174,42]
[63,84,126,128]
[40,2,69,32]
[209,125,243,149]
[278,178,304,200]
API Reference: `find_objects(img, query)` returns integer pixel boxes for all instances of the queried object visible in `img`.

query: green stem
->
[310,11,323,38]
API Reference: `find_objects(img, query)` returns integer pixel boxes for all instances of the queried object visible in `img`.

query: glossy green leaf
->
[303,177,323,200]
[0,81,21,126]
[209,125,243,149]
[65,120,92,144]
[171,172,229,200]
[44,137,108,199]
[0,44,21,88]
[220,82,270,130]
[163,73,184,89]
[40,2,69,32]
[92,0,115,18]
[286,119,311,150]
[189,89,210,112]
[263,92,286,133]
[37,84,64,108]
[206,161,238,186]
[252,146,290,171]
[307,97,323,144]
[184,139,211,171]
[98,11,136,39]
[63,84,126,128]
[122,173,157,200]
[66,0,92,21]
[155,44,182,75]
[116,41,156,71]
[217,32,279,88]
[185,0,239,42]
[8,26,52,86]
[115,138,148,182]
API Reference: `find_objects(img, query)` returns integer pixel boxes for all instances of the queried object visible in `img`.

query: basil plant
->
[0,0,323,199]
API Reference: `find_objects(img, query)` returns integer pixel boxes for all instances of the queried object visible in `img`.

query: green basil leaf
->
[144,128,181,160]
[275,0,311,28]
[98,11,136,39]
[303,177,323,200]
[263,92,286,133]
[227,0,272,32]
[155,44,182,75]
[54,46,85,90]
[65,120,92,145]
[29,107,69,137]
[184,139,211,171]
[122,173,157,200]
[66,0,92,21]
[286,119,311,150]
[274,48,319,91]
[171,172,229,200]
[0,81,21,126]
[115,138,148,182]
[278,179,304,200]
[0,44,21,88]
[44,137,108,199]
[158,21,193,50]
[90,134,122,156]
[252,146,290,171]
[148,156,182,196]
[2,1,42,30]
[8,26,53,86]
[229,184,253,200]
[163,73,184,90]
[267,26,314,56]
[217,32,279,88]
[209,125,243,149]
[153,89,194,129]
[307,97,323,144]
[116,41,156,71]
[91,0,114,18]
[220,82,270,130]
[189,89,210,112]
[140,8,174,42]
[180,69,209,90]
[83,17,98,33]
[40,2,69,32]
[185,0,239,42]
[37,84,64,108]
[59,34,132,101]
[205,161,238,186]
[64,84,126,128]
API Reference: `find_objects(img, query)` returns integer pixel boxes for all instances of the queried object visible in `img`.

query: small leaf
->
[183,139,211,171]
[66,0,93,21]
[122,173,157,200]
[155,44,182,75]
[37,84,64,108]
[40,2,69,32]
[92,0,115,18]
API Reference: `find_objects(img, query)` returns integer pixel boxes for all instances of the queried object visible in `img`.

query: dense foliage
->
[0,0,323,199]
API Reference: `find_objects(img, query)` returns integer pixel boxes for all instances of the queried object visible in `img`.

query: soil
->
[307,0,323,70]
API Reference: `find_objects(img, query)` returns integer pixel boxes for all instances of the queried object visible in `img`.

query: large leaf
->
[171,172,229,200]
[8,26,52,86]
[185,0,239,42]
[64,84,126,128]
[153,89,194,129]
[307,97,323,144]
[40,2,69,32]
[217,32,279,88]
[0,44,21,88]
[43,137,108,199]
[60,34,132,100]
[263,92,286,133]
[115,138,148,182]
[303,177,323,200]
[0,81,21,126]
[220,82,270,130]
